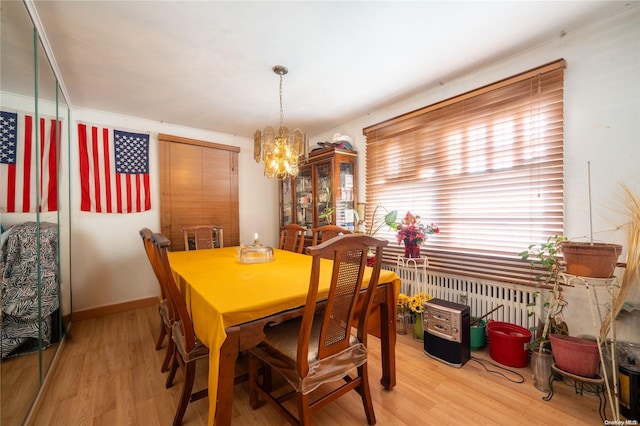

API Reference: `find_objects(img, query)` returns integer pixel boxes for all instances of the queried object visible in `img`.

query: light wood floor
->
[32,305,613,425]
[2,340,58,425]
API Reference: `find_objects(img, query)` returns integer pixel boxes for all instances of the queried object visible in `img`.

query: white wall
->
[69,108,279,313]
[314,7,640,342]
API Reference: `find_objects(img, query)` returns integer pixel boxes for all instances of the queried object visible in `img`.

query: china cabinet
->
[279,147,357,243]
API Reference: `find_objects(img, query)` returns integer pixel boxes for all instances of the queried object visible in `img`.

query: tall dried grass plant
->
[600,183,640,341]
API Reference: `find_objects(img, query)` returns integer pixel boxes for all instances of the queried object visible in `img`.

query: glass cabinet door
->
[282,147,357,237]
[315,161,332,227]
[295,168,313,229]
[335,160,355,231]
[280,178,293,226]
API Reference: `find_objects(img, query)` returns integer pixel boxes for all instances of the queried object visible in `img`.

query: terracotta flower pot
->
[560,242,622,278]
[550,334,600,378]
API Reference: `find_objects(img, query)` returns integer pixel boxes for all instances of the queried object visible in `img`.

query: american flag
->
[78,123,151,213]
[1,110,60,213]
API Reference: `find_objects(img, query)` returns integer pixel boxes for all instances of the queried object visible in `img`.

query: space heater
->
[619,363,639,420]
[423,298,470,367]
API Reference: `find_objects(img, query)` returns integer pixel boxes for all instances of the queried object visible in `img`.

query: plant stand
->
[558,273,621,421]
[396,256,429,296]
[544,364,607,422]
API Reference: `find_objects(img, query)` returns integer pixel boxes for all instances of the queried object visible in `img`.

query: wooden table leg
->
[378,283,396,389]
[214,328,240,426]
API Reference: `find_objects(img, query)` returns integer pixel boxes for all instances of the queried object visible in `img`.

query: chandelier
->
[254,65,308,180]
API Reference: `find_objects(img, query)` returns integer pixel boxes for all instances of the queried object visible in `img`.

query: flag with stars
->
[78,123,151,213]
[1,110,60,213]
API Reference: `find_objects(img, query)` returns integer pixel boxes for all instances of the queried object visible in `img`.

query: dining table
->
[167,246,401,425]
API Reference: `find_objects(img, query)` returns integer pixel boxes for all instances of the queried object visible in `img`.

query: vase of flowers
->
[396,211,439,258]
[404,243,420,259]
[396,293,410,335]
[413,312,424,340]
[398,291,433,341]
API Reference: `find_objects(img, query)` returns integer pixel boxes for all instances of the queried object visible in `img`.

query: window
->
[363,60,566,284]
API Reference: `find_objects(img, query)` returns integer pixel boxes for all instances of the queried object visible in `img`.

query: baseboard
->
[72,297,158,322]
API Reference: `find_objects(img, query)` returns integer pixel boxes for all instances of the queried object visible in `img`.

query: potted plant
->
[519,234,570,345]
[520,234,607,383]
[520,236,570,391]
[395,212,439,259]
[559,240,623,278]
[354,204,399,265]
[525,288,568,391]
[353,203,399,237]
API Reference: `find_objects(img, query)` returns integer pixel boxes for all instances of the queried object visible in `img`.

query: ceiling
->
[24,1,638,138]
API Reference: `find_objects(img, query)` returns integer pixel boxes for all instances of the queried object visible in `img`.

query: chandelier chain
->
[255,64,307,180]
[279,74,284,129]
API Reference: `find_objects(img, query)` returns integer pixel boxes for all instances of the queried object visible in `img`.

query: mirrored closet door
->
[1,1,71,423]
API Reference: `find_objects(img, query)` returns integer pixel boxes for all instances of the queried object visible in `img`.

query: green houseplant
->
[353,204,399,237]
[354,204,399,265]
[519,235,570,349]
[520,235,569,391]
[317,188,334,223]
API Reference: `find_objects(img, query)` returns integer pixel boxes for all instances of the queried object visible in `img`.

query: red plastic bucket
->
[487,321,532,368]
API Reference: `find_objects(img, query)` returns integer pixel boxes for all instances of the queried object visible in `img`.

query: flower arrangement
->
[398,291,433,315]
[397,293,410,313]
[397,291,433,338]
[395,211,439,246]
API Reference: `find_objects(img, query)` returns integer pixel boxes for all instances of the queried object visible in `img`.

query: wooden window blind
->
[363,59,566,285]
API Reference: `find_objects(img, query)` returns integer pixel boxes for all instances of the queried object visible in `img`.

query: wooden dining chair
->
[279,223,307,253]
[139,227,174,372]
[182,225,223,250]
[310,224,352,246]
[151,232,209,426]
[248,234,388,425]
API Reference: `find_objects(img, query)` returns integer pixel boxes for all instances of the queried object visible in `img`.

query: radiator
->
[388,260,539,330]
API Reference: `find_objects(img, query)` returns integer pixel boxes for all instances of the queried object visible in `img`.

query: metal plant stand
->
[544,363,607,422]
[558,273,621,422]
[396,256,429,296]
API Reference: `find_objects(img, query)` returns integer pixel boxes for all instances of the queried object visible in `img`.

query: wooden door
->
[159,134,240,250]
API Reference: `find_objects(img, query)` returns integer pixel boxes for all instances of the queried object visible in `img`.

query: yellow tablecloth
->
[168,246,399,425]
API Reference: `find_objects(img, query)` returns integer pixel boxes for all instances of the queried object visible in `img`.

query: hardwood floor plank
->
[30,305,612,425]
